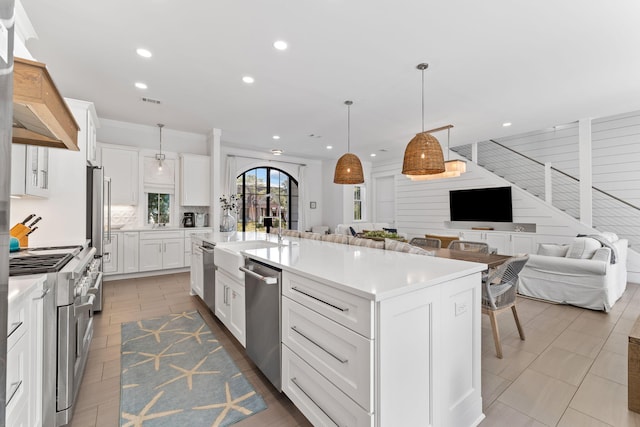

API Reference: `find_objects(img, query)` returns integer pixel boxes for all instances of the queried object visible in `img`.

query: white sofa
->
[334,222,391,236]
[518,233,628,312]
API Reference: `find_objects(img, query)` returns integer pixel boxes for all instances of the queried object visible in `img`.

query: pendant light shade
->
[406,125,467,180]
[402,63,446,177]
[334,100,364,184]
[402,132,445,175]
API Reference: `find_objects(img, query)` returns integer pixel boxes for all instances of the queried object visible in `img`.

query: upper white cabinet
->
[11,144,49,198]
[65,98,100,166]
[180,154,210,206]
[101,145,139,205]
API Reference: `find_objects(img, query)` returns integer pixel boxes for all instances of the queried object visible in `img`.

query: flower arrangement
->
[220,194,239,212]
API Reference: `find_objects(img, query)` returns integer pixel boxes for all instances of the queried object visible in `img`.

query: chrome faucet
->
[263,193,283,244]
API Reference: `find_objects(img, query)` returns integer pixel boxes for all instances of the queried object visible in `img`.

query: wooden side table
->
[629,316,640,412]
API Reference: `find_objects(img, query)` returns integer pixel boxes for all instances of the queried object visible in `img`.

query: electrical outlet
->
[455,302,468,317]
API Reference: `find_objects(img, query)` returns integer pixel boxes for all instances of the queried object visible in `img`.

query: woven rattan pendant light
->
[402,63,446,177]
[408,125,467,180]
[334,100,364,184]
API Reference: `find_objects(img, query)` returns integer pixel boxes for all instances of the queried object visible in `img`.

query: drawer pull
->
[291,326,348,364]
[7,321,23,338]
[6,380,22,406]
[291,377,341,427]
[32,287,51,300]
[291,287,349,312]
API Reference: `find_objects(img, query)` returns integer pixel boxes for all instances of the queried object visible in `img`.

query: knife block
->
[10,223,31,248]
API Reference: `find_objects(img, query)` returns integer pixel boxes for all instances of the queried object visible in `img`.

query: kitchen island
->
[198,232,486,427]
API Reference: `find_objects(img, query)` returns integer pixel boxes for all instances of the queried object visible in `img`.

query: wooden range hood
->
[12,57,80,150]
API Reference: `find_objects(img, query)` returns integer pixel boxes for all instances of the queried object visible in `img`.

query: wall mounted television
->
[449,186,513,222]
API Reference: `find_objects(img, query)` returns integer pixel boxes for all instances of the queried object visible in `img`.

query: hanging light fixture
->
[334,100,364,184]
[408,125,467,180]
[402,63,446,177]
[156,123,165,171]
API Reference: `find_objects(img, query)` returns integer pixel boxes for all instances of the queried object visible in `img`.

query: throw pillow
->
[385,238,412,253]
[349,226,357,237]
[599,231,619,243]
[537,243,570,257]
[565,237,602,259]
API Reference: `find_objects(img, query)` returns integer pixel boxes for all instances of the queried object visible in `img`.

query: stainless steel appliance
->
[195,212,206,227]
[9,244,99,426]
[183,212,195,227]
[0,1,15,416]
[86,165,111,312]
[201,242,216,311]
[241,258,282,390]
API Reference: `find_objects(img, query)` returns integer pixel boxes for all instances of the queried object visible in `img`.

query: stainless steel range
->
[9,244,101,427]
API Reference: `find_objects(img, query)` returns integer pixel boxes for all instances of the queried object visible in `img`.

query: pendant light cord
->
[345,100,353,153]
[421,67,424,133]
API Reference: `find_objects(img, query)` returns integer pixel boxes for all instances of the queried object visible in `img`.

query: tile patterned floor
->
[70,274,640,426]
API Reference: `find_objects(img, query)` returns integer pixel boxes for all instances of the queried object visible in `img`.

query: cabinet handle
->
[32,287,51,300]
[291,326,348,364]
[290,377,341,427]
[6,380,22,406]
[291,287,349,312]
[7,321,23,338]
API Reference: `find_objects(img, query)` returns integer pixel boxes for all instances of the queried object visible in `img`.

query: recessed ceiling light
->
[502,122,512,127]
[272,135,280,140]
[273,40,288,50]
[136,48,152,58]
[370,153,376,157]
[135,82,148,90]
[326,145,333,150]
[242,76,255,84]
[271,149,283,155]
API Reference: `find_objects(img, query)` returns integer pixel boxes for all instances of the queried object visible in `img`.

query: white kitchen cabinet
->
[122,232,139,274]
[456,230,535,255]
[139,231,184,272]
[190,242,203,298]
[11,144,49,198]
[101,145,138,205]
[103,233,120,274]
[180,154,210,206]
[214,269,245,346]
[185,229,212,268]
[66,98,100,166]
[6,276,45,427]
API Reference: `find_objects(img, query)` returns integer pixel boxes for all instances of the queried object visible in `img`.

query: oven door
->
[56,294,94,425]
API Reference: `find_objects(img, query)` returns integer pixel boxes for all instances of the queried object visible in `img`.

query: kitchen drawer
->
[282,271,374,339]
[7,302,27,350]
[283,346,373,427]
[283,297,373,411]
[139,230,184,240]
[6,330,28,424]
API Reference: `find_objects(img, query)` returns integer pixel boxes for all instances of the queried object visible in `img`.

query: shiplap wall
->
[373,154,595,244]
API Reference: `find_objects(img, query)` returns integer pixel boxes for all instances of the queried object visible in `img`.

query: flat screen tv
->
[449,186,513,222]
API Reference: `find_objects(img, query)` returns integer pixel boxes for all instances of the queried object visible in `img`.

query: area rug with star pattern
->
[120,310,267,426]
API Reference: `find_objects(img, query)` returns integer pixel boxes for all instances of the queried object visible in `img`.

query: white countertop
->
[200,232,486,301]
[8,275,46,307]
[111,226,213,232]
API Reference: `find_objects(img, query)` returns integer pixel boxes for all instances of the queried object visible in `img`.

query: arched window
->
[236,167,299,232]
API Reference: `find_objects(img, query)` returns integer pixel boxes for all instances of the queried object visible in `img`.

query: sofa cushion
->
[599,232,619,243]
[537,243,570,257]
[565,237,602,259]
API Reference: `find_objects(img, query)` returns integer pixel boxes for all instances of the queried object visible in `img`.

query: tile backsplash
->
[111,205,210,228]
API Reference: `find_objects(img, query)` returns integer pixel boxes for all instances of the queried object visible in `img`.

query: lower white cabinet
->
[6,276,45,427]
[139,231,185,272]
[214,269,245,346]
[103,233,120,274]
[122,232,139,273]
[279,268,483,427]
[457,230,536,255]
[190,242,203,298]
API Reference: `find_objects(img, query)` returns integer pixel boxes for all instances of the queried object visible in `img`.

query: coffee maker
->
[182,212,195,227]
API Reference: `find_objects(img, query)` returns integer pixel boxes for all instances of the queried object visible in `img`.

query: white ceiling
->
[20,0,640,162]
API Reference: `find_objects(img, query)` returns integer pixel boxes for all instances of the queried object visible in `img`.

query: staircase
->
[452,140,640,247]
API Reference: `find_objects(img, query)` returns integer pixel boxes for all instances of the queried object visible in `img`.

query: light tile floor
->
[71,274,640,426]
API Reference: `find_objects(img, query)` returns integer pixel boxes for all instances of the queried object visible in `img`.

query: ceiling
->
[20,0,640,162]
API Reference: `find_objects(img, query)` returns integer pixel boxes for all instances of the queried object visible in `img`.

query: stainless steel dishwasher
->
[240,258,282,391]
[201,242,216,312]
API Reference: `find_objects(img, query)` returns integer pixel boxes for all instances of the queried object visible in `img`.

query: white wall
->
[220,146,323,232]
[98,119,208,156]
